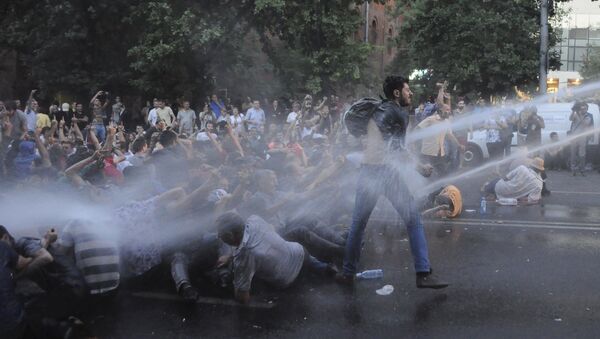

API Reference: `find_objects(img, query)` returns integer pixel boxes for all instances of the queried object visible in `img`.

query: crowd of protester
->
[0,81,596,338]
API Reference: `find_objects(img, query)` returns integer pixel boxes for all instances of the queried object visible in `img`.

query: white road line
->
[552,191,600,195]
[428,220,600,231]
[446,218,600,227]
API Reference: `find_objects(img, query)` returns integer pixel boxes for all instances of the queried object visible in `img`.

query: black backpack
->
[343,97,382,137]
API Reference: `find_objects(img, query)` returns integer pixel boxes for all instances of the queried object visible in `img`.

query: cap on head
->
[529,157,545,171]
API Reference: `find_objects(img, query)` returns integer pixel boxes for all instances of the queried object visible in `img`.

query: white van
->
[463,102,600,165]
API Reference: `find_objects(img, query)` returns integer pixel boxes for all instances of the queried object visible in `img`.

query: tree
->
[392,0,562,99]
[0,0,378,102]
[581,47,600,80]
[229,0,374,94]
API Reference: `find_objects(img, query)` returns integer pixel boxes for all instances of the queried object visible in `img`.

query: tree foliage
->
[0,0,377,102]
[392,0,561,99]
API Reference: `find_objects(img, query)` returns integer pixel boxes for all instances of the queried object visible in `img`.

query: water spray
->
[422,126,600,194]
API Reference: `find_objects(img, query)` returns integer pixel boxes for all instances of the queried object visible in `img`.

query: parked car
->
[463,102,600,166]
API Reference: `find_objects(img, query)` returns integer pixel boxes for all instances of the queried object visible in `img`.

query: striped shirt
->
[60,220,120,295]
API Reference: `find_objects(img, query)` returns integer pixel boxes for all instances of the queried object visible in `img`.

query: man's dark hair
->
[573,101,588,112]
[550,131,558,137]
[383,75,409,100]
[434,195,454,210]
[216,211,246,238]
[0,225,15,247]
[4,100,16,112]
[131,137,147,154]
[159,130,177,147]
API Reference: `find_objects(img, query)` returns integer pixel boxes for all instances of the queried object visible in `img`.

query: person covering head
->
[529,157,545,172]
[435,185,462,218]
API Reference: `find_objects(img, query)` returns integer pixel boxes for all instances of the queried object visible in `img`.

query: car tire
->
[463,143,483,167]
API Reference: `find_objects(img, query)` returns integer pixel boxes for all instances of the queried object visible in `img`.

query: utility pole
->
[365,2,370,43]
[540,0,549,93]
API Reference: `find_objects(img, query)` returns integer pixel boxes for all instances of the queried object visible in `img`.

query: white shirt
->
[286,111,298,124]
[147,108,158,125]
[245,107,265,129]
[494,165,543,201]
[233,215,304,292]
[229,114,244,134]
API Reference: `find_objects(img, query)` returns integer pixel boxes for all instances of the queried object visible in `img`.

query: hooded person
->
[422,185,463,218]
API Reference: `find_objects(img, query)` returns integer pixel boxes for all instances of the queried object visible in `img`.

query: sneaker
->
[416,270,449,289]
[335,272,354,286]
[179,283,199,302]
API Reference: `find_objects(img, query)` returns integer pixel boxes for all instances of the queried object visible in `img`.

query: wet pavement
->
[86,169,600,338]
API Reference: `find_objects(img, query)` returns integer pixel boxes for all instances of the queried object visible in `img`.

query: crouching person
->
[170,233,233,302]
[216,212,335,304]
[421,185,463,218]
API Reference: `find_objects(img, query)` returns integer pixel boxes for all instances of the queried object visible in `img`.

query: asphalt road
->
[86,169,600,338]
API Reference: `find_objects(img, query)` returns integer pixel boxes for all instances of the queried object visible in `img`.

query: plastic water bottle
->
[356,269,384,279]
[480,197,487,215]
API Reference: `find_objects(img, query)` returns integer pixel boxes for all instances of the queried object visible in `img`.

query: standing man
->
[24,90,39,132]
[526,106,545,148]
[569,102,594,176]
[336,75,448,289]
[177,100,196,135]
[245,100,266,132]
[89,90,109,143]
[416,83,462,176]
[156,99,176,127]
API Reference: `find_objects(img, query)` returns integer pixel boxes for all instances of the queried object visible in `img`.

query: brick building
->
[355,1,402,79]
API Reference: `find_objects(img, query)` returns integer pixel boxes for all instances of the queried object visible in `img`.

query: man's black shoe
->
[335,273,354,286]
[416,270,449,289]
[179,283,199,301]
[325,264,339,278]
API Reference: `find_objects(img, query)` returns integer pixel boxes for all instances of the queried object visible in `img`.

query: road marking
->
[131,292,276,309]
[552,190,600,195]
[445,218,600,227]
[427,219,600,232]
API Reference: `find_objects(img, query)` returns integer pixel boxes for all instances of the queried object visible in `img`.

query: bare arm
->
[90,91,102,107]
[26,89,37,110]
[226,123,245,157]
[88,128,101,151]
[164,178,218,215]
[34,128,51,167]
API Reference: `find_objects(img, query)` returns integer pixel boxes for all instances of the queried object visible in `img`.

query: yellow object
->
[440,185,462,218]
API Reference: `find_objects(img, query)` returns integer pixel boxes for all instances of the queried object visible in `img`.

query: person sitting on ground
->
[421,185,463,218]
[216,212,335,304]
[482,157,545,204]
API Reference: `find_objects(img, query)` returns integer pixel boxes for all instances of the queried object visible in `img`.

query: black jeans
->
[170,234,230,292]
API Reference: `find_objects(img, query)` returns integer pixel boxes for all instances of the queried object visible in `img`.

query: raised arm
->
[90,91,103,107]
[34,128,51,167]
[26,89,37,110]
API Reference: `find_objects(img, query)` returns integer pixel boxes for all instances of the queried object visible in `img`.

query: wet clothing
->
[344,100,432,275]
[0,241,23,336]
[526,115,544,145]
[494,165,543,201]
[233,216,305,291]
[60,220,120,294]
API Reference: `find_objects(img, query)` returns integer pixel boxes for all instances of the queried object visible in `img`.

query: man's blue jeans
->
[342,164,431,275]
[93,123,106,143]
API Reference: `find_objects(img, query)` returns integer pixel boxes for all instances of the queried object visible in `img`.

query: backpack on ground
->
[343,97,382,137]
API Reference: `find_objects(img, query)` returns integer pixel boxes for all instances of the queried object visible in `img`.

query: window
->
[370,18,378,44]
